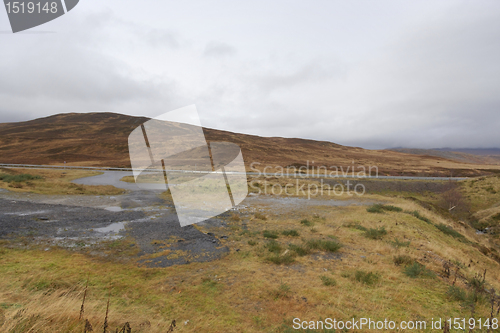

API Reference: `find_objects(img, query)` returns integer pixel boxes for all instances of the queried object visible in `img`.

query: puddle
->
[104,206,123,212]
[4,210,49,216]
[94,222,126,234]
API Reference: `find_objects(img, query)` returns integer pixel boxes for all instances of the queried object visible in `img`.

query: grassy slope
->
[1,192,499,332]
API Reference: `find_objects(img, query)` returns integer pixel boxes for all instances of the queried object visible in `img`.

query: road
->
[0,163,467,181]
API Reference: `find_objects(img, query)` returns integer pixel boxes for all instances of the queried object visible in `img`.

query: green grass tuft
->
[354,271,379,285]
[306,239,342,252]
[288,244,311,256]
[393,255,414,266]
[389,238,411,248]
[320,275,336,286]
[300,219,314,227]
[364,227,387,240]
[405,210,432,224]
[263,230,279,239]
[267,253,295,265]
[403,262,435,278]
[367,204,402,213]
[435,223,466,241]
[281,229,300,237]
[264,240,282,253]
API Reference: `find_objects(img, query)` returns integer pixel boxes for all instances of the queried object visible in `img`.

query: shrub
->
[354,271,379,285]
[306,239,342,252]
[389,238,411,248]
[288,244,310,256]
[320,275,336,286]
[263,230,279,239]
[435,224,466,241]
[282,229,299,237]
[393,255,414,266]
[265,240,282,253]
[404,262,435,278]
[300,219,314,227]
[447,285,466,302]
[364,227,387,240]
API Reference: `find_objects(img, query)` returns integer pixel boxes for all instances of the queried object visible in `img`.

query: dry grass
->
[1,189,500,331]
[0,168,125,195]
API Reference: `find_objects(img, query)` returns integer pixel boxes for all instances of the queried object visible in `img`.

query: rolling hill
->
[1,112,499,177]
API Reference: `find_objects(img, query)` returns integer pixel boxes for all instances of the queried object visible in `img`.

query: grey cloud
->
[204,41,236,57]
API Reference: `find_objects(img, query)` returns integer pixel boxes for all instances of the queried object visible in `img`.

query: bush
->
[404,262,435,278]
[354,271,379,285]
[288,244,310,256]
[435,224,466,241]
[367,204,402,213]
[320,275,336,286]
[389,238,411,248]
[393,255,414,266]
[306,239,342,252]
[300,219,314,227]
[263,230,279,239]
[282,229,299,237]
[364,227,387,240]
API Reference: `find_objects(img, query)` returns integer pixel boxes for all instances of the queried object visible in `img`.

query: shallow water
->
[94,221,126,234]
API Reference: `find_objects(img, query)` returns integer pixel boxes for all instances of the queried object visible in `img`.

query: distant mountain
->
[436,148,500,156]
[1,112,500,177]
[390,148,500,165]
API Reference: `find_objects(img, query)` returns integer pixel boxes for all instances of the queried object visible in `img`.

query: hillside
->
[1,112,500,177]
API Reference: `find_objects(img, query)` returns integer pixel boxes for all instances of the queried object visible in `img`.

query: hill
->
[1,112,500,177]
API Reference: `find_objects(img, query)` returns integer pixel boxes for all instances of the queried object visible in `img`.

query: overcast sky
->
[1,0,499,149]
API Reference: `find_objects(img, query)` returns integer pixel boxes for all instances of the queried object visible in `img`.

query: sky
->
[0,0,499,149]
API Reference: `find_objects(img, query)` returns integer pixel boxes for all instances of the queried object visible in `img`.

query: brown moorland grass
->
[1,193,499,331]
